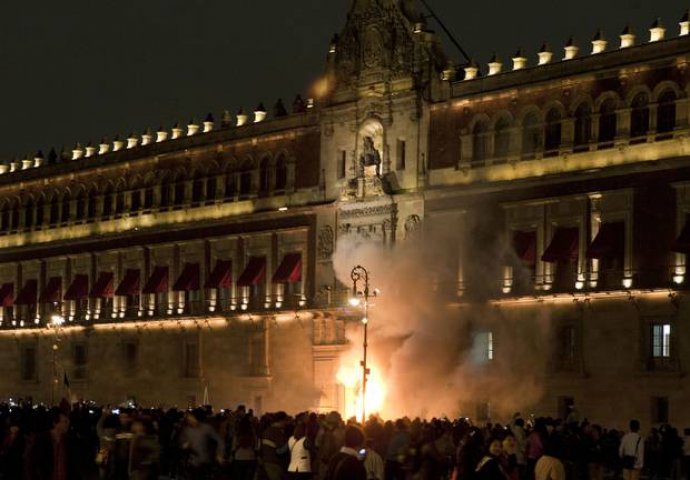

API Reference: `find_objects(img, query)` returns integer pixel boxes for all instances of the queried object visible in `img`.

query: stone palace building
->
[2,0,690,427]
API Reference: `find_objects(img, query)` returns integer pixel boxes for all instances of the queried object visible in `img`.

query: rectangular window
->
[73,343,87,380]
[123,341,139,374]
[476,401,490,422]
[183,341,200,378]
[396,139,406,170]
[558,396,575,420]
[652,396,669,424]
[651,324,671,358]
[337,150,346,179]
[20,346,37,381]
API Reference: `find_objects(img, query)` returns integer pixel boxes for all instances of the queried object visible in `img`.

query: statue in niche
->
[359,136,382,177]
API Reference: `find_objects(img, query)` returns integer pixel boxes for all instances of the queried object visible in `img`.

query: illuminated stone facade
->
[1,0,690,427]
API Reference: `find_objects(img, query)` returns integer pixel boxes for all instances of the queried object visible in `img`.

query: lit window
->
[473,331,494,363]
[651,324,671,358]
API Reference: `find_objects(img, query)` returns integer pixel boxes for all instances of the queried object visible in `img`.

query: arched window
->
[144,187,154,210]
[225,173,237,200]
[493,117,511,162]
[114,187,125,215]
[598,98,617,145]
[192,174,204,204]
[0,205,9,233]
[544,108,562,155]
[275,155,288,192]
[102,186,113,217]
[657,89,677,136]
[206,176,217,201]
[86,190,97,220]
[160,178,171,208]
[573,103,592,150]
[173,177,186,206]
[471,120,490,166]
[630,92,650,141]
[521,112,542,160]
[239,162,253,197]
[130,188,141,212]
[61,193,71,224]
[75,190,86,221]
[24,199,34,229]
[35,197,45,226]
[259,158,271,196]
[10,202,19,231]
[49,196,60,225]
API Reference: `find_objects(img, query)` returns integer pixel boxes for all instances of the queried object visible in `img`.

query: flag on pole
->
[63,372,70,388]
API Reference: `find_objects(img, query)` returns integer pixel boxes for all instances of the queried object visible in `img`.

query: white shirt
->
[619,432,644,469]
[288,436,311,472]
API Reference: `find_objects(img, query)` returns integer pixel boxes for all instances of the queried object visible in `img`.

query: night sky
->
[0,0,685,160]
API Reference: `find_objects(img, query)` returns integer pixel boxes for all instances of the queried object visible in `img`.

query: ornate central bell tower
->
[318,0,448,244]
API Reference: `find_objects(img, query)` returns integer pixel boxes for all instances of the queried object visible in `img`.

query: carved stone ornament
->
[317,226,335,260]
[363,26,384,68]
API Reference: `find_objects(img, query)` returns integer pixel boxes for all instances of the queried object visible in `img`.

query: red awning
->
[64,274,89,300]
[272,253,302,283]
[90,272,114,298]
[542,227,579,263]
[0,283,13,307]
[237,257,266,286]
[40,277,62,303]
[173,263,200,291]
[587,222,624,259]
[14,279,37,305]
[142,266,169,294]
[512,231,537,264]
[115,269,140,296]
[673,216,690,253]
[205,260,232,289]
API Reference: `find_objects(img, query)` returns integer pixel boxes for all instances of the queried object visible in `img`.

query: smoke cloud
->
[332,213,552,421]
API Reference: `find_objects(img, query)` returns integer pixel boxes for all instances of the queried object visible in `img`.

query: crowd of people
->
[0,399,688,480]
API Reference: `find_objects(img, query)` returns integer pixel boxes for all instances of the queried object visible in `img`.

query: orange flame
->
[336,364,387,420]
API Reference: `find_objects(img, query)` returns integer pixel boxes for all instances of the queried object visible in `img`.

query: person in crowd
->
[509,417,527,469]
[582,423,604,480]
[363,438,385,480]
[287,419,313,479]
[260,411,289,480]
[232,414,258,480]
[25,408,72,480]
[683,428,690,480]
[454,426,484,480]
[534,438,565,480]
[474,436,506,480]
[179,408,224,479]
[316,412,344,480]
[500,434,519,480]
[0,416,25,479]
[619,419,644,480]
[526,418,547,477]
[128,416,159,480]
[385,419,410,480]
[324,425,367,480]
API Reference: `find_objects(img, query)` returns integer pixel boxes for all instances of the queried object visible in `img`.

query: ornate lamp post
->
[349,265,377,423]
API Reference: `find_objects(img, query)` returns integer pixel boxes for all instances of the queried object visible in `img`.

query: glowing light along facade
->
[1,0,690,426]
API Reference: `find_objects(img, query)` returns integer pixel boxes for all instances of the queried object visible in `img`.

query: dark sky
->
[0,0,685,160]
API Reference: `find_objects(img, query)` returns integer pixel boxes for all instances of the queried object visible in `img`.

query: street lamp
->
[350,265,378,423]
